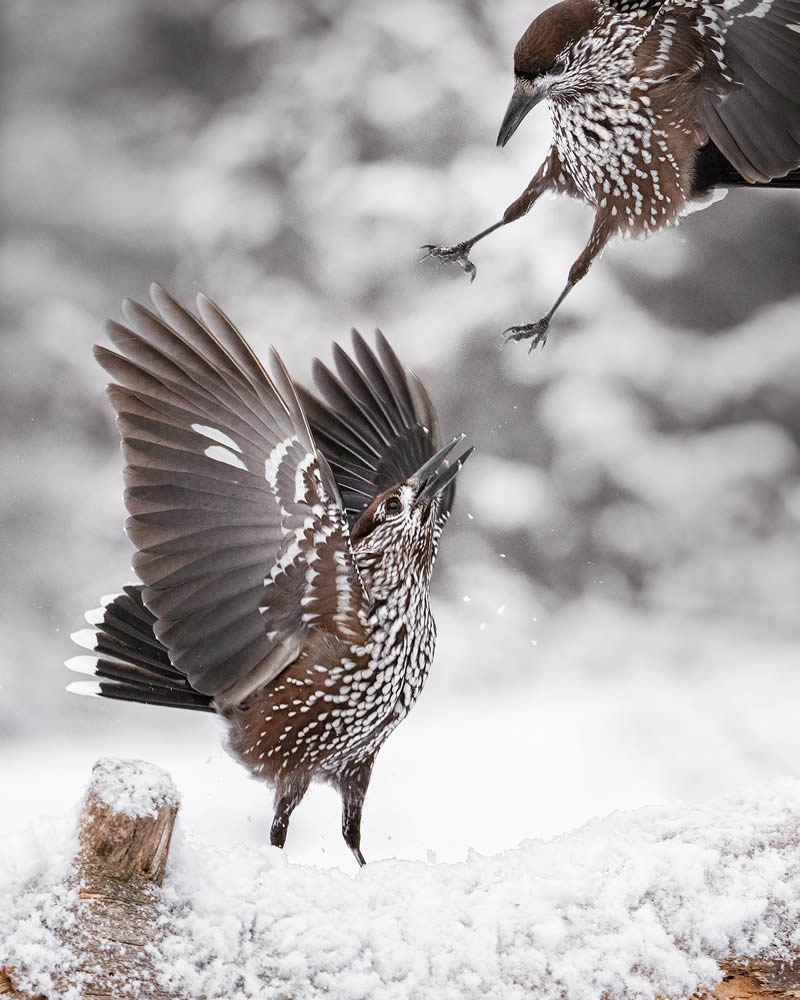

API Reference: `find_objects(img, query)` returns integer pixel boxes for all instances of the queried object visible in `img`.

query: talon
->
[419,242,477,282]
[501,318,550,353]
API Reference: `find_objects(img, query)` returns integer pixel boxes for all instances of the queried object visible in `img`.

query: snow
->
[86,756,179,819]
[1,1,799,995]
[0,811,79,1000]
[4,600,799,1000]
[3,767,800,1000]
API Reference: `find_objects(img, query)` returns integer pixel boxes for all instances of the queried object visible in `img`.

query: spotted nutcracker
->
[67,285,472,865]
[422,0,800,348]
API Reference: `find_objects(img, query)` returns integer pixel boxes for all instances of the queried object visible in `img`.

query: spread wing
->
[95,285,365,698]
[695,0,800,182]
[295,330,457,529]
[617,0,800,181]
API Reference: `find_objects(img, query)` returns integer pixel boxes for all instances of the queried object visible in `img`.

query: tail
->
[694,142,800,192]
[67,586,214,712]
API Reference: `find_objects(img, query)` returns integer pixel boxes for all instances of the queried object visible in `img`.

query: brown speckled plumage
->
[67,286,471,865]
[423,0,800,346]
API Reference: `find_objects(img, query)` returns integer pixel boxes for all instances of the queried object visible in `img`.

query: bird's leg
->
[270,773,310,850]
[420,221,504,283]
[421,155,557,282]
[503,282,575,351]
[503,212,612,352]
[501,163,552,224]
[339,757,375,867]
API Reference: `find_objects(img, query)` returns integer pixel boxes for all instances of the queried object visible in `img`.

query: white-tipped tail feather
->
[67,681,102,697]
[65,586,215,713]
[71,629,99,651]
[65,655,99,676]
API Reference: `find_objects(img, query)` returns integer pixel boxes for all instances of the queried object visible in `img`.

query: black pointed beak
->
[497,90,545,147]
[412,435,473,504]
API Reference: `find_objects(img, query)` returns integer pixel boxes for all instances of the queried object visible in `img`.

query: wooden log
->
[711,961,800,1000]
[5,958,797,1000]
[2,758,181,1000]
[0,967,45,999]
[78,757,178,884]
[65,757,180,1000]
[3,758,182,1000]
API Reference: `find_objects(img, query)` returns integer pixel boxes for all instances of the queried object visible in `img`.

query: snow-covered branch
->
[2,759,799,1000]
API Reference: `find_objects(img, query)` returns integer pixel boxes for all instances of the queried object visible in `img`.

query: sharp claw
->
[501,318,550,353]
[419,242,477,282]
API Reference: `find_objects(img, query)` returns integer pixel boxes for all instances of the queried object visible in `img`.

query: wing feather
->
[615,0,800,180]
[97,286,366,697]
[295,330,455,527]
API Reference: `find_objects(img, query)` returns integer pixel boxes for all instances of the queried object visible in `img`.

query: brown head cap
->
[514,0,599,77]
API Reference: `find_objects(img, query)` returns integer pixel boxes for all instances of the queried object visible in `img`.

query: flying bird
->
[67,285,472,865]
[422,0,800,349]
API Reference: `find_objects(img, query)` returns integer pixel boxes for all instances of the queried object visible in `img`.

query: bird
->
[421,0,800,349]
[66,285,472,866]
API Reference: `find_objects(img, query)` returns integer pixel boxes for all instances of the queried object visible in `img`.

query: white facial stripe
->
[205,445,247,471]
[192,424,242,453]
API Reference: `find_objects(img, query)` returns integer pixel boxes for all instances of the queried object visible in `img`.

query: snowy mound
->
[86,756,179,818]
[157,781,800,999]
[4,775,798,1000]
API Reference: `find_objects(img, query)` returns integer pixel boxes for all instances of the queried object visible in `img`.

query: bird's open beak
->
[497,86,546,147]
[412,435,474,504]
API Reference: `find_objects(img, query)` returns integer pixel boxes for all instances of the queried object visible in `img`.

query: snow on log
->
[79,757,179,884]
[1,758,179,1000]
[65,758,179,999]
[2,761,800,1000]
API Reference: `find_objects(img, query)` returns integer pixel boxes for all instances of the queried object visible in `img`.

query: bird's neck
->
[551,16,641,106]
[354,535,437,610]
[360,553,436,712]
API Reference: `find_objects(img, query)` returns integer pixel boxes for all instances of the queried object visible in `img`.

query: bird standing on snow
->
[67,286,471,865]
[423,0,800,349]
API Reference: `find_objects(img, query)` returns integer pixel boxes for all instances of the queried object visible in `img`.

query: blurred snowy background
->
[2,0,799,867]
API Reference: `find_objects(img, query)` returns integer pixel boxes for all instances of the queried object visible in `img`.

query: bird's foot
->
[419,241,477,283]
[501,317,550,353]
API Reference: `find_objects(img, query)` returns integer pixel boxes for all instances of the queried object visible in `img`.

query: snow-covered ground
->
[4,602,799,872]
[4,755,800,1000]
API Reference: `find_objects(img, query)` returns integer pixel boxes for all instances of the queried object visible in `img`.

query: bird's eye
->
[384,496,403,517]
[551,59,566,75]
